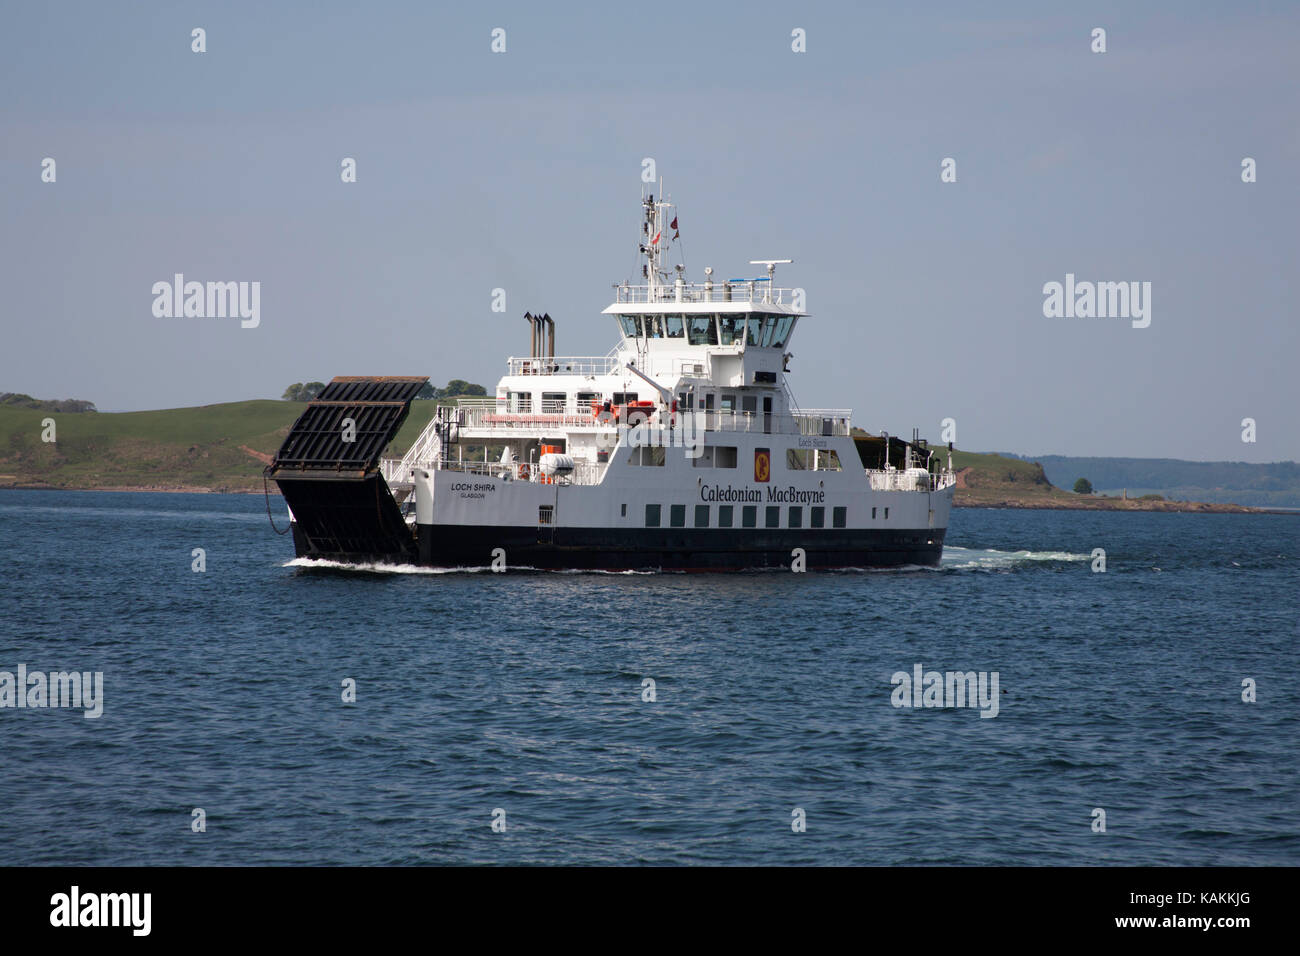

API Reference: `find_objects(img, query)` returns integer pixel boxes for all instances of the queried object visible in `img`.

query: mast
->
[640,182,674,301]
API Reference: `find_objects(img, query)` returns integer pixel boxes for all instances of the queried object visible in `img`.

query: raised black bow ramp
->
[266,376,429,562]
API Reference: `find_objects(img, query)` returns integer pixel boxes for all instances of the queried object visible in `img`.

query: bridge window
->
[745,315,777,347]
[645,504,661,527]
[718,505,734,528]
[719,315,744,345]
[663,315,685,338]
[769,315,795,349]
[687,315,718,345]
[645,316,664,339]
[618,315,637,337]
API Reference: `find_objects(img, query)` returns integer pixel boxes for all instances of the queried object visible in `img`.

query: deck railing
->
[379,455,608,487]
[613,281,801,307]
[507,356,620,376]
[866,468,958,492]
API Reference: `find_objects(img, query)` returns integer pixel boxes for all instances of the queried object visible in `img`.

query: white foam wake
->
[940,547,1090,570]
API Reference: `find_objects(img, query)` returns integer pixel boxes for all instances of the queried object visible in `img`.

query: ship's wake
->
[939,546,1091,571]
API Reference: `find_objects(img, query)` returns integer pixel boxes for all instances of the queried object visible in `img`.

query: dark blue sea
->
[1,489,1296,866]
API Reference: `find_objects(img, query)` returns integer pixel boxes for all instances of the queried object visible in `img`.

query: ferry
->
[266,187,956,570]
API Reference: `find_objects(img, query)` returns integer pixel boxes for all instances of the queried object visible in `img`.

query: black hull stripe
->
[293,523,946,570]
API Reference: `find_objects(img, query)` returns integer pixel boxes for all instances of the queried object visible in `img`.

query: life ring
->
[518,463,530,480]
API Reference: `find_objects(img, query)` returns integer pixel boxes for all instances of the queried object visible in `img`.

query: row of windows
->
[616,313,796,349]
[643,504,851,529]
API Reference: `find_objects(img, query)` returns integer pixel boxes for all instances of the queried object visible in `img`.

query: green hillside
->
[0,400,439,493]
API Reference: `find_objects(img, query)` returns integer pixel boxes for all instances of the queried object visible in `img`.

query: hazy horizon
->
[3,1,1297,463]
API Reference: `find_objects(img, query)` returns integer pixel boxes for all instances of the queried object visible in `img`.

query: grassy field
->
[0,400,439,493]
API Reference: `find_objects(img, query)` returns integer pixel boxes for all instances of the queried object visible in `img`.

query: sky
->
[1,1,1297,462]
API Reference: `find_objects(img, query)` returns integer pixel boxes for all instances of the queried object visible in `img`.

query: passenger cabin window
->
[612,393,639,405]
[629,446,665,466]
[714,446,738,468]
[508,391,530,412]
[687,315,718,346]
[718,505,733,527]
[663,315,685,338]
[541,392,566,414]
[645,504,661,527]
[577,391,597,407]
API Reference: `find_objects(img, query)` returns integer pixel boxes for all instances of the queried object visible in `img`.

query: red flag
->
[650,231,661,245]
[669,216,678,230]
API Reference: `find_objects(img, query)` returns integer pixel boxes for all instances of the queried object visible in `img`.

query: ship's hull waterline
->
[290,521,949,571]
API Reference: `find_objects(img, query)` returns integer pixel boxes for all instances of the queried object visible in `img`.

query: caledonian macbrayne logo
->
[754,448,771,482]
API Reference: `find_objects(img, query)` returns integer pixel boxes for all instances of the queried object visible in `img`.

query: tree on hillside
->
[1,393,97,412]
[441,379,487,397]
[418,380,488,400]
[1073,477,1094,495]
[282,382,326,402]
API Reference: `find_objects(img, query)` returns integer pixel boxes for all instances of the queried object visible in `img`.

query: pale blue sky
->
[2,1,1297,461]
